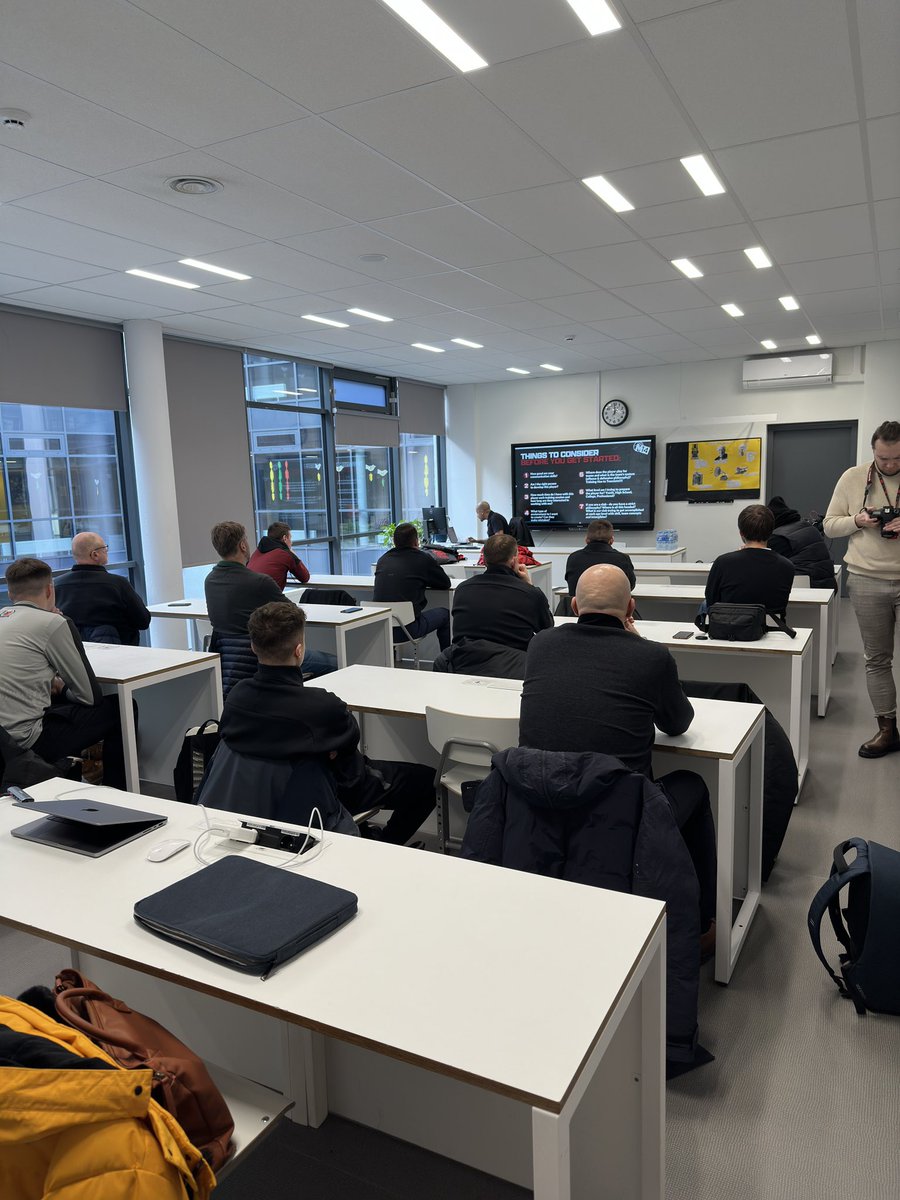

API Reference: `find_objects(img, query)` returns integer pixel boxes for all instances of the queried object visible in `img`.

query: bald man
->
[468,501,509,542]
[54,532,151,645]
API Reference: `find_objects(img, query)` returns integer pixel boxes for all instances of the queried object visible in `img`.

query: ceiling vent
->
[166,177,223,195]
[742,352,833,390]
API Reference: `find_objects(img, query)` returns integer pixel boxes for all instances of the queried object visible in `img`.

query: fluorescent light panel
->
[566,1,621,36]
[411,342,444,353]
[178,258,251,280]
[582,175,634,213]
[743,246,772,270]
[806,334,822,345]
[451,338,483,348]
[380,0,487,72]
[780,357,792,363]
[680,154,726,196]
[721,303,744,318]
[302,314,349,328]
[540,363,564,371]
[507,367,530,375]
[761,339,778,349]
[347,307,393,322]
[126,268,199,289]
[779,295,800,310]
[671,257,703,279]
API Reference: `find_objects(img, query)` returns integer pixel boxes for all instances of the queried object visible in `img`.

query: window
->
[334,371,389,413]
[335,445,393,573]
[399,432,441,526]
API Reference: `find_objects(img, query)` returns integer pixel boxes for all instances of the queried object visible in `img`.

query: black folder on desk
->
[11,797,167,857]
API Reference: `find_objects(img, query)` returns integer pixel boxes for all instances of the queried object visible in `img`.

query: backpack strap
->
[807,838,871,1014]
[767,611,797,638]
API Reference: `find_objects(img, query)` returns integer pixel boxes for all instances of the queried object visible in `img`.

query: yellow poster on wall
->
[687,438,761,491]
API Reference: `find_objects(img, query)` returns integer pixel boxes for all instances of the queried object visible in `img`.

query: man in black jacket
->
[452,533,553,652]
[705,504,795,613]
[564,520,635,595]
[373,522,452,650]
[470,501,509,540]
[520,564,716,951]
[767,496,837,591]
[218,602,435,845]
[54,532,151,645]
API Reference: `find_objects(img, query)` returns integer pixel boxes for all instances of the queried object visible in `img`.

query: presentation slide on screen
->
[512,438,655,529]
[688,438,761,491]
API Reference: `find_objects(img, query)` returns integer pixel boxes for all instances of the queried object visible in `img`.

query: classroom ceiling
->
[0,0,898,386]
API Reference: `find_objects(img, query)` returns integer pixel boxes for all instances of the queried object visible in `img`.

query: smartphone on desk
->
[672,631,694,639]
[341,606,363,613]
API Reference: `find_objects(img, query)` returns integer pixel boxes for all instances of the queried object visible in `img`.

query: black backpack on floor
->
[808,838,900,1015]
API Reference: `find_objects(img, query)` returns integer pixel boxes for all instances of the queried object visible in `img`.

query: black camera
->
[869,506,900,538]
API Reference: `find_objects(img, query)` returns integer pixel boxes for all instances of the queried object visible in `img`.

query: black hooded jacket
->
[767,496,837,591]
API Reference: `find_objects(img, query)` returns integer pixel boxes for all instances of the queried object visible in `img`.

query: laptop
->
[11,796,167,858]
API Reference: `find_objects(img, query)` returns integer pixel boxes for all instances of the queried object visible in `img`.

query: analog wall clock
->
[602,398,629,427]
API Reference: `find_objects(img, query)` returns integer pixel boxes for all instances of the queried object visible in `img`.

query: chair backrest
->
[360,599,417,627]
[425,706,520,766]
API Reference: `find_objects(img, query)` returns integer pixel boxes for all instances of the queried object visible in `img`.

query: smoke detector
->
[166,177,223,195]
[0,109,30,129]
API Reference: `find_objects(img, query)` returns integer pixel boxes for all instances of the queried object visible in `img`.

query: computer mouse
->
[146,839,190,862]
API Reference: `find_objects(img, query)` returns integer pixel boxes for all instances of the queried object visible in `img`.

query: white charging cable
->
[282,806,325,869]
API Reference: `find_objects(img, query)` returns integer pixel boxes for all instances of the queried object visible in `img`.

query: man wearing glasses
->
[54,532,151,645]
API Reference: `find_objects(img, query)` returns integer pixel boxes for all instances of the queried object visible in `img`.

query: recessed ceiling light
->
[451,338,483,348]
[506,367,530,375]
[806,334,822,345]
[744,246,772,269]
[565,1,621,36]
[411,342,444,353]
[671,257,703,279]
[358,253,388,263]
[540,363,564,371]
[819,353,830,360]
[380,0,487,72]
[347,307,393,322]
[166,177,222,195]
[125,268,199,289]
[779,295,800,310]
[178,258,251,280]
[760,339,778,350]
[721,303,744,318]
[302,314,349,328]
[582,175,634,213]
[680,154,726,196]
[780,357,792,363]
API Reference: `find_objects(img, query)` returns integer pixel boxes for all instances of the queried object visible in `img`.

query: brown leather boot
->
[858,716,900,758]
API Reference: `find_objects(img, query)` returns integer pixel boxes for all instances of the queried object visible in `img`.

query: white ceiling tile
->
[433,1,589,62]
[642,0,858,147]
[625,333,703,354]
[716,125,867,220]
[368,206,537,269]
[0,241,109,285]
[608,279,710,312]
[878,247,900,282]
[319,282,451,320]
[474,38,698,176]
[251,293,349,317]
[587,316,672,338]
[197,279,302,305]
[874,200,900,250]
[0,63,190,174]
[652,348,714,362]
[784,254,880,294]
[64,274,239,313]
[801,287,884,317]
[521,325,626,348]
[279,224,448,280]
[185,242,375,292]
[325,78,568,201]
[469,257,594,300]
[469,183,637,255]
[648,224,758,259]
[653,306,734,333]
[600,352,664,368]
[207,118,448,221]
[625,1,715,23]
[3,284,179,321]
[407,311,509,338]
[0,274,47,296]
[466,301,572,331]
[695,268,789,304]
[856,0,900,119]
[161,313,285,343]
[688,249,756,276]
[0,145,84,202]
[0,206,173,271]
[180,304,300,333]
[599,159,701,209]
[395,271,520,309]
[3,0,309,146]
[867,116,900,202]
[755,206,875,264]
[554,242,677,288]
[542,292,642,322]
[688,327,762,349]
[620,195,744,239]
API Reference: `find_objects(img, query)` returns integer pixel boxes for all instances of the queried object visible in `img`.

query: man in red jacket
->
[248,522,310,591]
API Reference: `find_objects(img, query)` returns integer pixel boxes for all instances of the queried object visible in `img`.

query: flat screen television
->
[511,436,656,531]
[665,437,762,502]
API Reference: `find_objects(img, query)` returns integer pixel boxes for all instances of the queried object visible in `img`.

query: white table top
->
[532,545,685,557]
[632,583,834,607]
[0,780,662,1112]
[553,616,812,655]
[85,642,219,683]
[311,664,763,760]
[305,573,461,591]
[147,599,391,626]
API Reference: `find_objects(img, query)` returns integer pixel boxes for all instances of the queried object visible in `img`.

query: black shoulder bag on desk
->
[695,603,796,642]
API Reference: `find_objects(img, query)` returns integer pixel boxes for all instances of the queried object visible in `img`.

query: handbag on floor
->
[54,967,235,1170]
[808,838,900,1015]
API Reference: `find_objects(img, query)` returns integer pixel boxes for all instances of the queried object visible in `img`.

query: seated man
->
[452,533,553,653]
[0,558,126,788]
[248,521,310,591]
[205,521,335,683]
[520,564,716,953]
[54,532,151,645]
[767,496,837,591]
[565,519,635,595]
[216,602,435,845]
[373,522,452,651]
[706,504,795,614]
[469,500,509,542]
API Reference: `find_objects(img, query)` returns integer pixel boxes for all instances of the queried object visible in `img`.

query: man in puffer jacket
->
[767,496,837,591]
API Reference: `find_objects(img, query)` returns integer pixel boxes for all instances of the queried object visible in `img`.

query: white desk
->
[532,546,686,587]
[311,664,764,985]
[305,573,462,614]
[0,780,666,1200]
[147,598,393,669]
[85,643,222,795]
[627,584,835,717]
[462,560,554,605]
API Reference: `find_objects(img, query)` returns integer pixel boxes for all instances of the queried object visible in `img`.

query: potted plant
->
[380,519,424,547]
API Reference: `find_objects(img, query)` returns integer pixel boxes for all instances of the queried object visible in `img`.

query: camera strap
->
[862,462,900,510]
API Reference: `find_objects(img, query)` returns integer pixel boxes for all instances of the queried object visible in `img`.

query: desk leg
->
[116,681,140,794]
[816,608,831,718]
[283,1024,328,1128]
[716,721,764,985]
[336,627,348,670]
[793,650,810,793]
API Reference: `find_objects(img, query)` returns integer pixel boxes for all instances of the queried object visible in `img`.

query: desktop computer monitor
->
[422,506,449,543]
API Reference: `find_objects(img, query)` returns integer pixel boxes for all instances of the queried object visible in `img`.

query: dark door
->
[766,420,858,593]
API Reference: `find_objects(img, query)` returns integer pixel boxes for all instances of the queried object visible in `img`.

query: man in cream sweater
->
[824,420,900,756]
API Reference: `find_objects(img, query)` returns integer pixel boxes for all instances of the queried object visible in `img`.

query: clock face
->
[603,399,629,427]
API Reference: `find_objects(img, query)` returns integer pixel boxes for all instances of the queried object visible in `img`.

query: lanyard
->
[863,462,900,510]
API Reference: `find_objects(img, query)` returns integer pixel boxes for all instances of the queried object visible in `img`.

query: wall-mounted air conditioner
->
[742,352,833,389]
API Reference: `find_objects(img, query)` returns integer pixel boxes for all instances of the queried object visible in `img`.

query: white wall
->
[446,340,900,561]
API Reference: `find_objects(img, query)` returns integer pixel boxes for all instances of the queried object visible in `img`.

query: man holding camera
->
[825,421,900,757]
